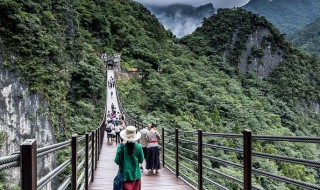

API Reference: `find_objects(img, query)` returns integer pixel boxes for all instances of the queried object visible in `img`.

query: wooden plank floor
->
[89,135,194,190]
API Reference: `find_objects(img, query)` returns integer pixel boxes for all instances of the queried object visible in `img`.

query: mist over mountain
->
[243,0,320,35]
[147,3,214,37]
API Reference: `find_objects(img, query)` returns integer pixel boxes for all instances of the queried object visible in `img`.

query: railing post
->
[71,134,77,190]
[162,128,165,167]
[91,130,95,182]
[100,124,104,151]
[97,128,100,159]
[85,133,89,190]
[95,129,98,169]
[198,129,203,190]
[243,129,252,190]
[20,139,37,190]
[175,128,179,177]
[102,121,105,140]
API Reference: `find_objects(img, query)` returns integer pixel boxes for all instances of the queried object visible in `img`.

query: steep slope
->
[290,18,320,55]
[181,8,288,78]
[243,0,320,35]
[181,8,320,104]
[117,8,320,189]
[147,3,214,37]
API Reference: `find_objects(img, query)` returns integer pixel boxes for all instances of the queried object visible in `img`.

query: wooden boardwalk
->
[89,135,194,190]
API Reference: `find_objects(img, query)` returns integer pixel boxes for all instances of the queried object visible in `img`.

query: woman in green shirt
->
[115,126,144,190]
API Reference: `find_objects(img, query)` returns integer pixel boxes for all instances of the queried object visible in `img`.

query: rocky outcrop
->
[238,27,283,78]
[0,57,55,189]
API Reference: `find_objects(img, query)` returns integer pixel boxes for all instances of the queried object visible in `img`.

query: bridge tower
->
[101,53,121,71]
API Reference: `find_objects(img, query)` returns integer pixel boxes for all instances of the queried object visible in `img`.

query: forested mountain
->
[118,8,320,189]
[243,0,320,35]
[0,0,320,189]
[146,3,214,37]
[290,18,320,55]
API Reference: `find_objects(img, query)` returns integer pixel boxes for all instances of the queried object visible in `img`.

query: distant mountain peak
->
[243,0,320,34]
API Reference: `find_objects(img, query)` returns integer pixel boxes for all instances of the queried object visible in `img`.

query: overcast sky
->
[134,0,251,8]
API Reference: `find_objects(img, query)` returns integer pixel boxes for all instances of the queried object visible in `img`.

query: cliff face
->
[238,27,283,77]
[0,58,55,189]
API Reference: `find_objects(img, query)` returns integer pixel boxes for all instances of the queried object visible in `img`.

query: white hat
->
[120,126,141,142]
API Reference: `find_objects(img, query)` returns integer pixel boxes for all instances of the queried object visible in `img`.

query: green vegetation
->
[0,0,170,187]
[243,0,320,35]
[290,18,320,55]
[117,8,320,189]
[180,8,287,65]
[0,0,319,189]
[0,0,107,141]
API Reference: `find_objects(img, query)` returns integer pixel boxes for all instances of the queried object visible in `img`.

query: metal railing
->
[0,116,106,190]
[160,128,320,190]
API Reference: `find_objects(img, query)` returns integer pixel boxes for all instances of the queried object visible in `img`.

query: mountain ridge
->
[243,0,320,35]
[290,17,320,55]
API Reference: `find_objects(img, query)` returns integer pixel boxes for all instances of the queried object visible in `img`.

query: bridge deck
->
[89,138,194,190]
[89,69,194,189]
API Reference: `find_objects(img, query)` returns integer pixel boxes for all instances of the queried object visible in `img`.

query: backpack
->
[105,125,112,133]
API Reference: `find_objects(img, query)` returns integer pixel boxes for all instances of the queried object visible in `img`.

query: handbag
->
[113,144,125,190]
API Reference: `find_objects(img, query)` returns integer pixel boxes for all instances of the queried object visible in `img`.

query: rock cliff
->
[238,27,283,77]
[0,57,55,189]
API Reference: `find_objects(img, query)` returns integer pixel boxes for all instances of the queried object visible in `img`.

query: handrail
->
[161,128,320,190]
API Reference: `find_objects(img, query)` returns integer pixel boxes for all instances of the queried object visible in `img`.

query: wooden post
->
[243,129,252,190]
[91,130,95,182]
[162,128,165,167]
[175,128,179,177]
[198,129,203,190]
[20,139,37,190]
[71,134,77,190]
[85,133,89,190]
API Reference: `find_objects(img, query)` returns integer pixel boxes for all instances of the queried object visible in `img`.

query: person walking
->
[114,123,123,144]
[111,90,113,99]
[114,126,144,190]
[146,123,161,175]
[139,124,151,170]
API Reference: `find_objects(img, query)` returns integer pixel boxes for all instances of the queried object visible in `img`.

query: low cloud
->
[135,0,250,8]
[155,11,204,37]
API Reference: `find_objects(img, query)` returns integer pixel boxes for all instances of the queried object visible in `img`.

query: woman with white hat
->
[114,126,144,190]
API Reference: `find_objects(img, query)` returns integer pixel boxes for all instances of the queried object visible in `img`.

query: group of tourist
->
[109,77,115,98]
[106,105,125,143]
[112,123,161,190]
[108,77,115,88]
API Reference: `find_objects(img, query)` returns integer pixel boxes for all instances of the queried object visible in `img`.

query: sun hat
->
[120,126,141,142]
